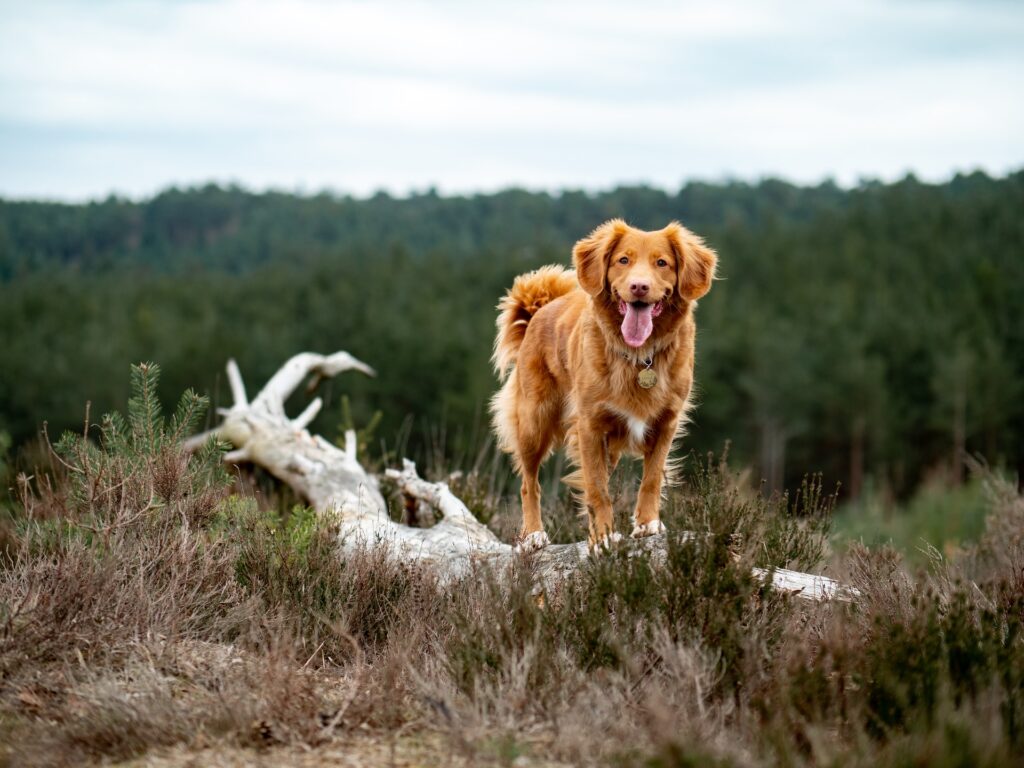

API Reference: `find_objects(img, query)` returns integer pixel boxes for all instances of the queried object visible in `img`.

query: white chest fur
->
[626,415,648,445]
[604,404,649,447]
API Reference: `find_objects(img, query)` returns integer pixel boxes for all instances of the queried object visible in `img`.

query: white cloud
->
[0,0,1021,199]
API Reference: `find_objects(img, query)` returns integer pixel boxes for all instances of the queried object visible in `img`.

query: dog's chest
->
[601,403,649,447]
[625,415,648,445]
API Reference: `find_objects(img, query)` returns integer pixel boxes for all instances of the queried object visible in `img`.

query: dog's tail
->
[492,265,577,380]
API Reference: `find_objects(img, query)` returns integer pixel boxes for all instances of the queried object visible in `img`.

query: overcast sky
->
[1,0,1022,201]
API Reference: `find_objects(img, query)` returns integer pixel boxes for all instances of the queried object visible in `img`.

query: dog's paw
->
[631,519,667,539]
[515,530,550,554]
[589,531,623,556]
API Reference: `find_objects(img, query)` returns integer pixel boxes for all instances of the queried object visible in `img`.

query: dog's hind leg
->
[514,397,557,551]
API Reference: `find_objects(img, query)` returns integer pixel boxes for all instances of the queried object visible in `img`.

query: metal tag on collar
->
[637,356,657,389]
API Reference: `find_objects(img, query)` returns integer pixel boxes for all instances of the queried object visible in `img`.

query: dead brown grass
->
[1,374,1022,767]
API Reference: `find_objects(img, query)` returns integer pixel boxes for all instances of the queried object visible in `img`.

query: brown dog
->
[490,219,717,550]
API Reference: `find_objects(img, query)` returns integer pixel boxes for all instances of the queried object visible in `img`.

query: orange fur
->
[490,219,717,546]
[492,264,579,381]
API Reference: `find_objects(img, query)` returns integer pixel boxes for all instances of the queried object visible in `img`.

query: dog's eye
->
[618,256,629,264]
[656,259,668,267]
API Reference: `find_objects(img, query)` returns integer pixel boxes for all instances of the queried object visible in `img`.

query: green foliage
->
[762,581,1024,761]
[664,453,834,572]
[833,477,992,563]
[0,430,13,557]
[4,360,1024,765]
[50,362,228,524]
[231,501,341,617]
[0,430,10,485]
[229,499,432,654]
[336,394,383,465]
[637,745,737,768]
[2,173,1022,501]
[440,466,1024,766]
[557,531,772,687]
[445,458,819,700]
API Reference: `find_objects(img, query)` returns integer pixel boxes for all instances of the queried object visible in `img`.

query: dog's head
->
[572,219,717,348]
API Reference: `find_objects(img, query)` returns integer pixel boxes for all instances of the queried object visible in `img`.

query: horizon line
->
[2,164,1020,207]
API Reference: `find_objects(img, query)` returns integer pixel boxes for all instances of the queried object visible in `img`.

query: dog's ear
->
[665,222,717,301]
[573,219,629,297]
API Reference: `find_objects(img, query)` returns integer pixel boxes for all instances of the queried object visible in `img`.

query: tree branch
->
[189,353,856,601]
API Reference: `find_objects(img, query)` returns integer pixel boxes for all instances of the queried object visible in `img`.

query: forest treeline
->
[1,171,1021,497]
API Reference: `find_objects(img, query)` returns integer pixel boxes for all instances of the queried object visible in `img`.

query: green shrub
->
[833,478,992,563]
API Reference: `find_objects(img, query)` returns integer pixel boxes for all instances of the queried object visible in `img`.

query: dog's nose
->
[630,281,650,297]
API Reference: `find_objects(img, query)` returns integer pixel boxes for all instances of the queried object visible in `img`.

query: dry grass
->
[1,369,1022,766]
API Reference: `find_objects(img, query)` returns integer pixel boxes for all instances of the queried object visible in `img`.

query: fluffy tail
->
[492,265,577,380]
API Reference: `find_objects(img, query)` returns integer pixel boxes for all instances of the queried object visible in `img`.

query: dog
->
[490,219,717,550]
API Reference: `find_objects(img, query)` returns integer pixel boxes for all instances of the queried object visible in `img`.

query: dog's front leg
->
[578,417,617,547]
[632,410,679,538]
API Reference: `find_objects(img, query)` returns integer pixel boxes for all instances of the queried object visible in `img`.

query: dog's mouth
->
[617,299,663,348]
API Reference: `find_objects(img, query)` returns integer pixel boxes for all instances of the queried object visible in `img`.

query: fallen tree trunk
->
[190,352,856,602]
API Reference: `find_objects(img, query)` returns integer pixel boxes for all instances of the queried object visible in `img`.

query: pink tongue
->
[621,302,654,347]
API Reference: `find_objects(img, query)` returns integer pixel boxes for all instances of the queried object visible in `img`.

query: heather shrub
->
[2,365,1022,767]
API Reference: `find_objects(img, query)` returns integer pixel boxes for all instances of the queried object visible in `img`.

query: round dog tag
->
[637,368,657,389]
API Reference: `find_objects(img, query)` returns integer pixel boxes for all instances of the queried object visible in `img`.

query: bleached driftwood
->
[184,352,383,516]
[191,352,856,602]
[387,459,856,601]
